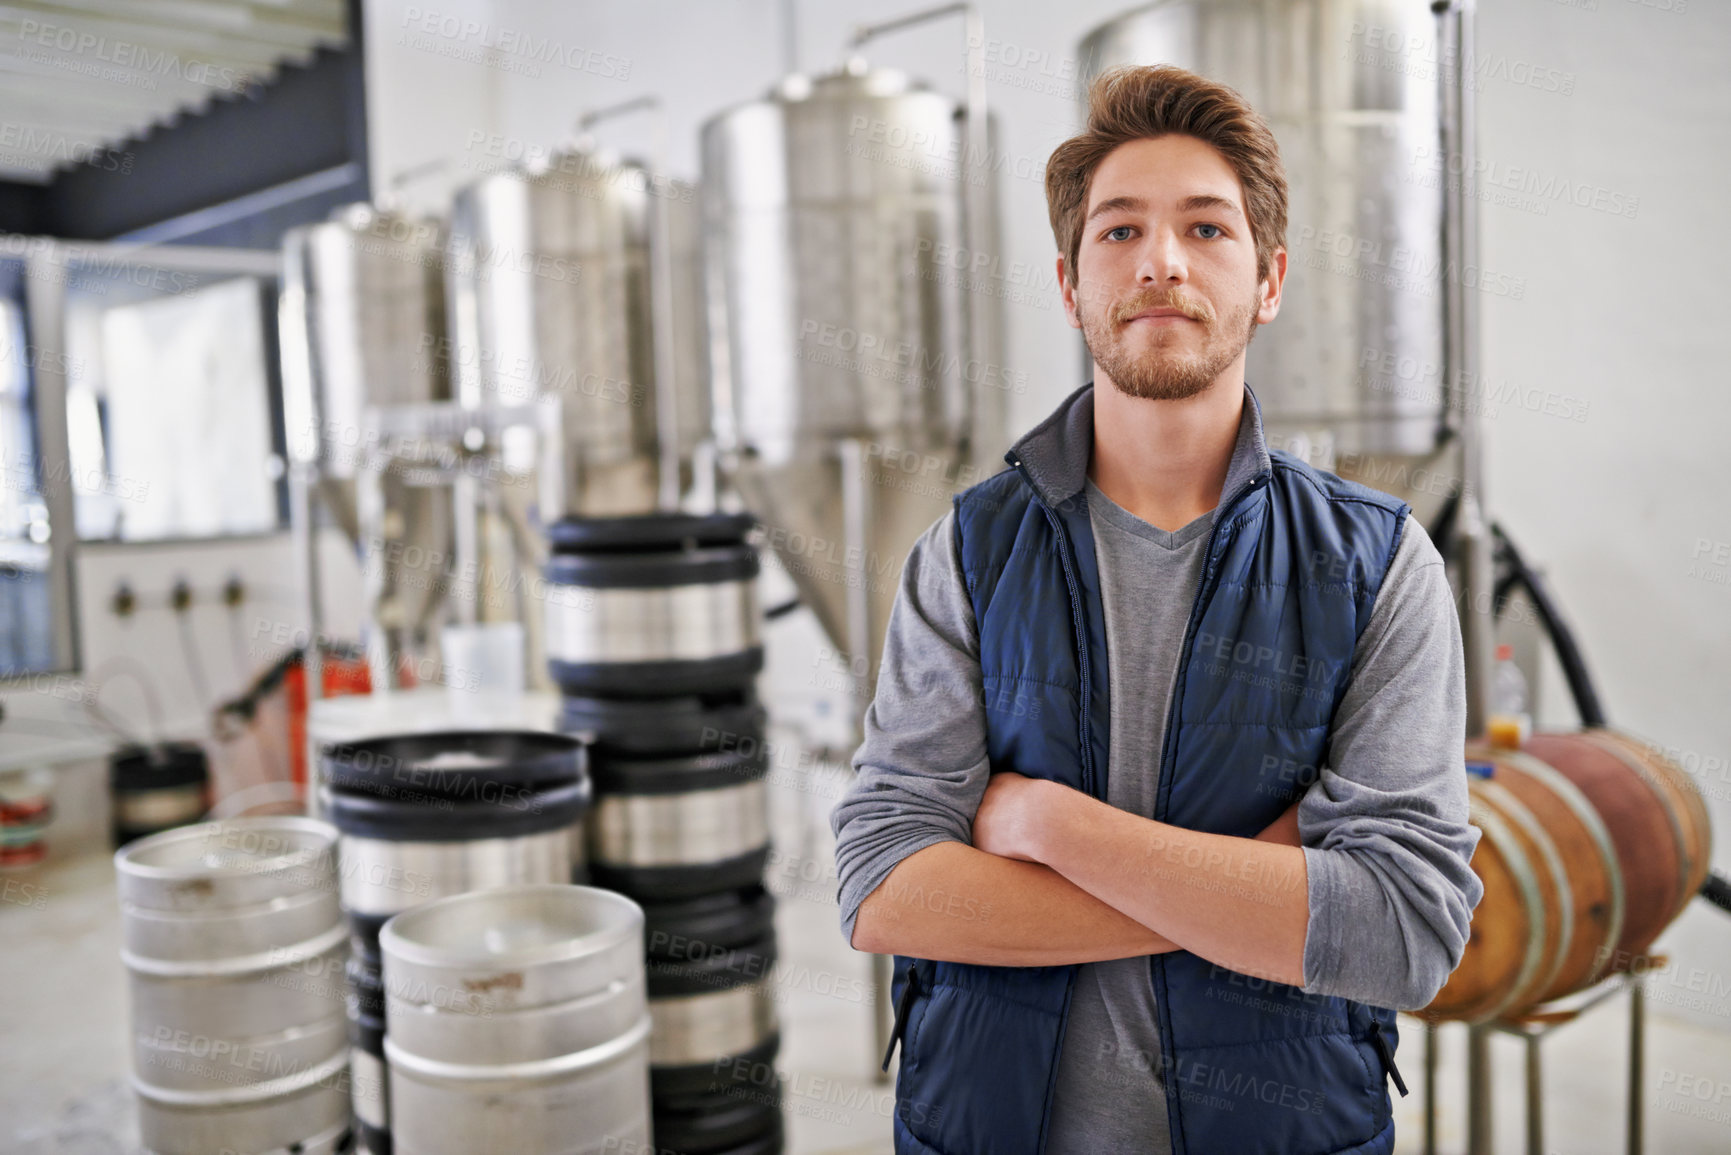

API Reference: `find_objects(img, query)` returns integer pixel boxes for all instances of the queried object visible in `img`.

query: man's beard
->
[1078,281,1262,402]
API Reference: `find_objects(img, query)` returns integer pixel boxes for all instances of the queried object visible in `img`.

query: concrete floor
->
[5,752,1731,1154]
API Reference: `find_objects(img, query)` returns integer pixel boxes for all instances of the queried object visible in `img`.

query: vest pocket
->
[882,960,923,1071]
[1367,1019,1408,1097]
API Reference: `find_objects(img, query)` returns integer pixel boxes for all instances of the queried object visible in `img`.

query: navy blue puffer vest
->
[886,384,1412,1155]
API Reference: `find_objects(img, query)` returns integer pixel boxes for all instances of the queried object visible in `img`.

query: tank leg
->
[1424,1020,1439,1155]
[1525,1030,1543,1155]
[1627,976,1645,1155]
[1468,1024,1493,1155]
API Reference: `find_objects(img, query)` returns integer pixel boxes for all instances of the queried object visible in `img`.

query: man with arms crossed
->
[831,65,1484,1155]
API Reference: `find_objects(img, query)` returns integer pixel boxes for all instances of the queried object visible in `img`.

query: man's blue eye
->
[1106,226,1134,242]
[1196,224,1222,239]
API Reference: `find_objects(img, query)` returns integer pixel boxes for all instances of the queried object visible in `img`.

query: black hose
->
[1489,523,1607,728]
[764,597,803,621]
[1424,487,1460,554]
[1702,872,1731,915]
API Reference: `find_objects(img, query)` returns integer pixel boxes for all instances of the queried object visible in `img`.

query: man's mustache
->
[1109,288,1215,326]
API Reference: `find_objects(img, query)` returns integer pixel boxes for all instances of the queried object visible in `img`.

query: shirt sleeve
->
[830,507,995,948]
[1298,514,1486,1010]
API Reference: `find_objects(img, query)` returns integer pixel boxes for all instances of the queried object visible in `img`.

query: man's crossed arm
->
[851,778,1305,981]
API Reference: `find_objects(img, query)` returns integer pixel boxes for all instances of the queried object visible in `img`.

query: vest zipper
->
[1008,456,1099,800]
[1152,468,1267,823]
[881,962,921,1072]
[1367,1020,1409,1097]
[1147,466,1268,1155]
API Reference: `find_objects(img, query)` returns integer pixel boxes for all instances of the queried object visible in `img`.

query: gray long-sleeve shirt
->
[830,384,1484,1150]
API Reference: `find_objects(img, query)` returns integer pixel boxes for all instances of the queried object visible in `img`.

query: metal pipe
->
[21,245,80,674]
[1423,1020,1439,1155]
[781,0,799,75]
[1525,1030,1543,1155]
[579,97,683,512]
[1437,0,1494,739]
[1467,1023,1492,1155]
[1628,977,1645,1155]
[277,239,325,714]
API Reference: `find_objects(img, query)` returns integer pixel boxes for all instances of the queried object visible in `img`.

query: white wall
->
[361,0,1731,1029]
[1471,0,1731,1029]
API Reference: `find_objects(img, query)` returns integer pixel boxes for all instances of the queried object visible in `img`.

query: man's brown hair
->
[1046,65,1288,287]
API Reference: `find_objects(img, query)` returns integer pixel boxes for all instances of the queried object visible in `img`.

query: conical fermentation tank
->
[446,148,709,520]
[279,205,455,658]
[1080,0,1450,487]
[701,61,1006,693]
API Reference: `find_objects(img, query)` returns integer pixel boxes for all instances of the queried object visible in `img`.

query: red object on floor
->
[285,654,416,791]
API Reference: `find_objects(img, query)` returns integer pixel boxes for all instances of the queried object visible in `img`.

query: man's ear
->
[1257,247,1287,325]
[1058,255,1082,330]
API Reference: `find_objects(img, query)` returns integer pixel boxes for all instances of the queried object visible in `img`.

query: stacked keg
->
[116,817,350,1155]
[380,884,653,1153]
[320,731,590,1154]
[546,512,784,1155]
[110,741,210,847]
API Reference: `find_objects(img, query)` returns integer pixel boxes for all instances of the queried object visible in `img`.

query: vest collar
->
[1004,380,1275,523]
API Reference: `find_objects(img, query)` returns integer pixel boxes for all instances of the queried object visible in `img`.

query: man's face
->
[1060,134,1284,402]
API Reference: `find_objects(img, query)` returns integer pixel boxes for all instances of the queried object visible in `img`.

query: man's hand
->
[971,771,1052,861]
[968,772,1312,985]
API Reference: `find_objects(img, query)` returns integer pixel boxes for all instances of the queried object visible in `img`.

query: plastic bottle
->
[1487,643,1531,749]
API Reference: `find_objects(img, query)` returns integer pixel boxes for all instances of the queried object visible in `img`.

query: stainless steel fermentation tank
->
[446,148,710,521]
[1082,0,1448,473]
[1079,0,1496,733]
[702,58,1007,708]
[280,205,456,687]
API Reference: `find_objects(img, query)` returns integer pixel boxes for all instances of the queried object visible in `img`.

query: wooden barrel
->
[1524,729,1710,959]
[1424,727,1711,1024]
[1577,729,1713,929]
[1465,746,1624,1000]
[1419,779,1569,1023]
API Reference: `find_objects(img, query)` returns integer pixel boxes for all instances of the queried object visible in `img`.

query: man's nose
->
[1135,227,1187,285]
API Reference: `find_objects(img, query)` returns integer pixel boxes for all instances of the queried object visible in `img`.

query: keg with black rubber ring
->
[110,742,209,847]
[641,885,777,962]
[321,730,586,801]
[323,731,590,956]
[587,743,770,900]
[652,1086,785,1155]
[645,905,779,1104]
[543,512,763,698]
[346,954,392,1155]
[558,689,767,760]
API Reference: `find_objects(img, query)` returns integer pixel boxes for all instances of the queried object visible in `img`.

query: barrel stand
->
[1422,964,1653,1155]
